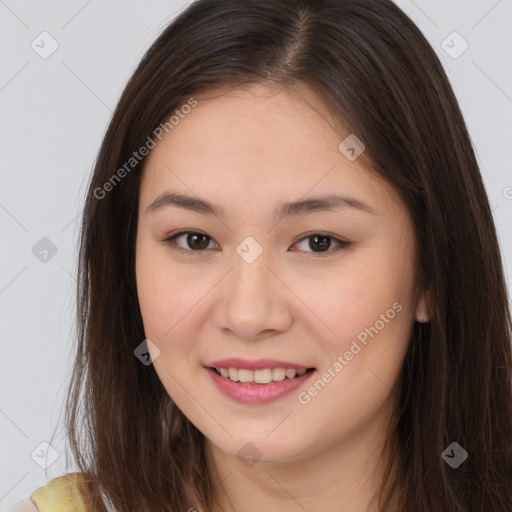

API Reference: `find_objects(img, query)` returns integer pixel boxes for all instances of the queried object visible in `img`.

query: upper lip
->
[204,358,314,370]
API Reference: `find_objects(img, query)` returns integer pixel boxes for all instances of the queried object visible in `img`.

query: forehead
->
[145,83,351,170]
[139,83,403,219]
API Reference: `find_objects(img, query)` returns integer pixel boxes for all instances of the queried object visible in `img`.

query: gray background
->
[1,0,511,508]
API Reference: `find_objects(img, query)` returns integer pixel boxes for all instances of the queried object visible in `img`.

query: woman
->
[14,0,512,510]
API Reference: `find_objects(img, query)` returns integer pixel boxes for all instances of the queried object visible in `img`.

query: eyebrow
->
[145,191,377,218]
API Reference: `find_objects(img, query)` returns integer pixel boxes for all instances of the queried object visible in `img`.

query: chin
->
[205,426,316,465]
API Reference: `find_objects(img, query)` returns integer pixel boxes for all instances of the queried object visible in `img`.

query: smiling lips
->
[204,358,316,404]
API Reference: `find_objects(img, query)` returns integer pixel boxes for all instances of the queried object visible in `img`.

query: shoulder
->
[11,473,91,512]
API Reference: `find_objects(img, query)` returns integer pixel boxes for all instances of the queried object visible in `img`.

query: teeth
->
[254,369,272,384]
[214,367,310,384]
[285,369,297,379]
[238,369,253,383]
[272,368,286,381]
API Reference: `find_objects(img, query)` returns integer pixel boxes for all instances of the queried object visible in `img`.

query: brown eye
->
[292,233,350,256]
[184,233,210,250]
[309,234,332,252]
[164,231,218,253]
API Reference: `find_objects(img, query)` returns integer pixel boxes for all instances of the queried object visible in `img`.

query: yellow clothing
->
[30,473,89,512]
[29,472,206,511]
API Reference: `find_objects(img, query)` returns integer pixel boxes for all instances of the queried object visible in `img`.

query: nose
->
[213,248,293,341]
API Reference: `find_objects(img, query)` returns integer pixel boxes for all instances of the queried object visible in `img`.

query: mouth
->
[204,364,317,404]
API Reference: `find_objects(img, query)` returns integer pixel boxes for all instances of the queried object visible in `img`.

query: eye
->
[164,230,219,254]
[291,232,350,256]
[163,230,350,256]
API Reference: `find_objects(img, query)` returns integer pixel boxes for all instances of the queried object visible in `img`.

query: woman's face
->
[135,83,427,464]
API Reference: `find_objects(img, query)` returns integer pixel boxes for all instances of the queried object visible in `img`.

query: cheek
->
[304,253,414,355]
[296,248,416,423]
[135,248,204,407]
[293,270,413,452]
[135,241,197,347]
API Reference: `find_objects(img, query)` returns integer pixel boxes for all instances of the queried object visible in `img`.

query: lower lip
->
[206,367,316,404]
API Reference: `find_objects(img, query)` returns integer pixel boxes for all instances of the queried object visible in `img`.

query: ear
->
[415,289,430,323]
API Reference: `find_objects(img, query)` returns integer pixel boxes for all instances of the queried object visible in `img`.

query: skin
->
[135,82,429,512]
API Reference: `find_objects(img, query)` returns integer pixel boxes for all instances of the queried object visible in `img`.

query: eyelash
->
[163,230,351,257]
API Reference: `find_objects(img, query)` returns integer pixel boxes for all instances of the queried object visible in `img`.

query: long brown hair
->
[60,0,512,510]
